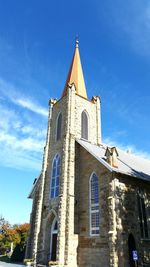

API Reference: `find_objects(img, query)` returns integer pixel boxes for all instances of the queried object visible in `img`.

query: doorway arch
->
[50,218,58,261]
[128,234,137,267]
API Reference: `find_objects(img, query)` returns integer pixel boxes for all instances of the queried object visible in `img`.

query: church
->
[26,40,150,267]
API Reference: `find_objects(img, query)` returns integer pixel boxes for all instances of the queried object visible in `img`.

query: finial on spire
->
[62,37,87,99]
[75,36,79,48]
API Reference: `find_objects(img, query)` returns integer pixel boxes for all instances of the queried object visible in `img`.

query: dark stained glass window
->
[90,173,100,236]
[137,191,148,239]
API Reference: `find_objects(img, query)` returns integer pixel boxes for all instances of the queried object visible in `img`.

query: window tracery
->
[89,172,100,236]
[50,154,60,198]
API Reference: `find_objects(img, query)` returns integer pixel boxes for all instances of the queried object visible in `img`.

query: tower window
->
[137,191,148,239]
[81,110,88,140]
[50,154,60,199]
[89,172,100,236]
[56,113,62,141]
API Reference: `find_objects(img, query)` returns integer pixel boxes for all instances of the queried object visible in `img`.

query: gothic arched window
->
[50,154,60,198]
[89,172,100,236]
[50,217,58,261]
[56,113,62,141]
[81,110,88,140]
[137,190,148,238]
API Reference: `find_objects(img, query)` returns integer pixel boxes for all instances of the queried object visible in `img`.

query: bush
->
[11,244,26,262]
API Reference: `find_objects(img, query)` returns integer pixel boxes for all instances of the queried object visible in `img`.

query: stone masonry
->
[26,42,150,267]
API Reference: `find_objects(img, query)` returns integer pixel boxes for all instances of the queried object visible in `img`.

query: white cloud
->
[0,131,44,170]
[0,144,42,171]
[0,132,43,152]
[0,78,48,116]
[0,100,46,170]
[16,98,48,116]
[0,75,49,170]
[21,125,46,138]
[0,77,48,170]
[103,137,150,160]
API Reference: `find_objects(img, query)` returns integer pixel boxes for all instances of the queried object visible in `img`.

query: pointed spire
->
[62,38,88,98]
[75,37,79,48]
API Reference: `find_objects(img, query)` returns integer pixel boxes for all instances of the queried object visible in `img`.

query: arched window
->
[50,217,58,261]
[81,110,88,140]
[128,234,136,267]
[56,113,62,141]
[89,172,100,236]
[137,190,148,238]
[50,154,60,198]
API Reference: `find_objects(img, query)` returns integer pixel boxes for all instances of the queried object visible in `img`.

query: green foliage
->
[11,223,30,262]
[0,216,11,255]
[11,243,26,262]
[0,216,30,263]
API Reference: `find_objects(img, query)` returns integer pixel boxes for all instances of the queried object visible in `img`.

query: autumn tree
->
[11,223,30,262]
[0,216,29,262]
[0,216,20,255]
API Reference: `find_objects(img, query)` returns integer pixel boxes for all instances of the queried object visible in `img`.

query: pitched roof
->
[62,39,87,99]
[28,175,40,199]
[76,139,150,182]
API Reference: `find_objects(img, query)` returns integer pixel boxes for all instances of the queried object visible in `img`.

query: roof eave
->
[28,174,41,199]
[76,139,150,182]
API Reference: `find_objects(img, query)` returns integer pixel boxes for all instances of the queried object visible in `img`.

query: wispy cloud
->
[0,132,43,152]
[0,145,42,171]
[16,98,48,116]
[0,79,47,170]
[103,136,150,160]
[0,78,48,116]
[0,105,46,170]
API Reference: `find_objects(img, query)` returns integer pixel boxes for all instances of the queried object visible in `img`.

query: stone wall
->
[75,144,111,267]
[35,85,101,266]
[75,144,150,267]
[26,83,150,267]
[113,174,150,267]
[75,94,101,144]
[25,182,41,259]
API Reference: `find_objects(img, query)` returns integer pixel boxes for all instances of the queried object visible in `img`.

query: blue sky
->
[0,0,150,224]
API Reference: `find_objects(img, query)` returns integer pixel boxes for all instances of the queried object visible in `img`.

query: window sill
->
[90,233,100,237]
[89,235,100,238]
[81,137,89,142]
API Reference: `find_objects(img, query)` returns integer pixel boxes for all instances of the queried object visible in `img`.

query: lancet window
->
[137,190,148,239]
[50,154,60,198]
[56,113,62,141]
[89,172,100,236]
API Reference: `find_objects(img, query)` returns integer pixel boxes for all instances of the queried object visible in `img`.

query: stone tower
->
[26,40,101,267]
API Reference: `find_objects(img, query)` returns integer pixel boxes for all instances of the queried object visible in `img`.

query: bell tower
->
[26,40,102,267]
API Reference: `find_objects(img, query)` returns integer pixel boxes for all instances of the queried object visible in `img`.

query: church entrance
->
[128,234,138,267]
[50,219,58,261]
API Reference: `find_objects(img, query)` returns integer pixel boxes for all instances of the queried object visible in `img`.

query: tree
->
[0,216,29,262]
[0,217,20,255]
[11,223,30,262]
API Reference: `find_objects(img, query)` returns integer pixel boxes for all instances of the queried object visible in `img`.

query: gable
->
[76,139,150,182]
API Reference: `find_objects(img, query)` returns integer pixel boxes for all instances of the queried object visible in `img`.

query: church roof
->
[62,39,87,99]
[77,139,150,182]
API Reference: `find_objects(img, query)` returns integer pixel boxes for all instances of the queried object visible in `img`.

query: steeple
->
[62,39,88,99]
